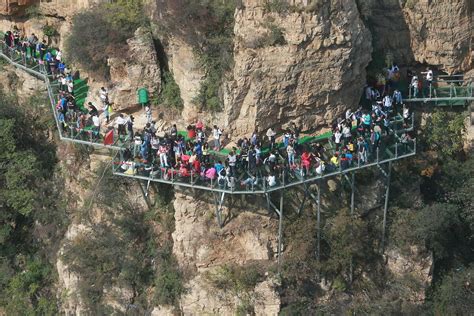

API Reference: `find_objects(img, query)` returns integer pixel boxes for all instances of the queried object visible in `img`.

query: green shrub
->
[322,209,370,281]
[0,88,66,315]
[155,71,183,109]
[205,263,264,294]
[191,0,238,111]
[305,0,326,13]
[264,0,289,13]
[66,0,146,78]
[42,25,58,38]
[263,22,286,46]
[153,245,185,306]
[3,258,57,315]
[433,266,474,315]
[25,5,41,18]
[424,110,466,157]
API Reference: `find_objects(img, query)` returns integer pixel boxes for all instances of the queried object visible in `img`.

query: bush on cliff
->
[65,0,147,78]
[0,91,65,314]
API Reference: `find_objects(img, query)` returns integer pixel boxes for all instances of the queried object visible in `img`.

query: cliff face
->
[0,0,35,16]
[359,0,473,73]
[172,192,280,314]
[101,27,162,110]
[223,0,372,137]
[402,0,473,73]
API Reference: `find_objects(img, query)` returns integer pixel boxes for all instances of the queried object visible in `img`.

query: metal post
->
[381,161,392,253]
[349,172,355,284]
[277,191,284,270]
[350,172,355,215]
[316,183,321,264]
[297,186,307,215]
[137,180,152,210]
[214,192,225,228]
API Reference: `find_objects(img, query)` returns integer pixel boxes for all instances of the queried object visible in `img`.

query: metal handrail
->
[1,41,417,195]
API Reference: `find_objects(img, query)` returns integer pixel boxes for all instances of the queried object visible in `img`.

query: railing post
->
[376,147,379,163]
[395,142,398,158]
[277,191,284,271]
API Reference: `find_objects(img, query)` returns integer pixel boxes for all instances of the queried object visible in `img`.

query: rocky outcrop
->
[1,1,160,113]
[56,223,91,315]
[167,37,204,123]
[222,0,372,137]
[179,274,280,316]
[172,192,278,271]
[359,0,473,73]
[172,192,280,314]
[402,0,472,73]
[386,246,433,303]
[105,27,161,110]
[0,64,45,102]
[0,0,35,16]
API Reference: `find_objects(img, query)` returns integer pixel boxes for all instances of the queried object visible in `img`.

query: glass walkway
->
[1,41,416,197]
[1,39,418,264]
[404,74,474,106]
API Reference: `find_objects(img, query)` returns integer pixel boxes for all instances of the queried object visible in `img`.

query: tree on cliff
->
[0,91,65,314]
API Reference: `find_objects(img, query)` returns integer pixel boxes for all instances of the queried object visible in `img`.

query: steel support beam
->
[277,191,284,269]
[350,172,355,215]
[214,191,226,228]
[381,161,392,253]
[316,183,321,265]
[137,180,152,210]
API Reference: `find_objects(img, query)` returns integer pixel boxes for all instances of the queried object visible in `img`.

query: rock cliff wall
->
[0,0,35,15]
[172,192,280,314]
[359,0,473,73]
[222,0,372,137]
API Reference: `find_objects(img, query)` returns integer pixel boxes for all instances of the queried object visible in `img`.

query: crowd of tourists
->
[117,101,413,191]
[364,62,435,101]
[2,27,416,191]
[2,28,131,142]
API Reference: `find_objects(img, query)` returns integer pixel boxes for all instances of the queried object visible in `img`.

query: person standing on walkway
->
[212,125,222,151]
[266,127,276,150]
[287,143,295,167]
[92,113,100,140]
[421,67,434,96]
[99,87,108,106]
[145,105,152,124]
[127,115,134,140]
[102,101,111,124]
